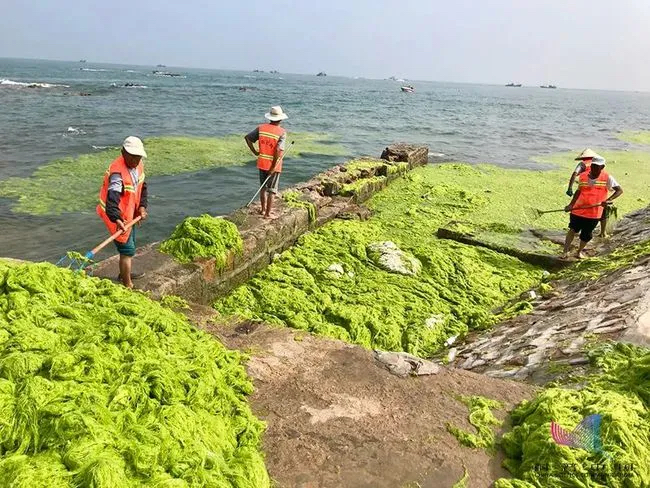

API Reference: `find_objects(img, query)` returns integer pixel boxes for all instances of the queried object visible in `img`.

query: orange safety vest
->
[96,155,145,243]
[257,123,286,172]
[572,170,609,220]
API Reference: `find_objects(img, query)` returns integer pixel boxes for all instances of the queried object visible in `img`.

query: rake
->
[57,216,142,272]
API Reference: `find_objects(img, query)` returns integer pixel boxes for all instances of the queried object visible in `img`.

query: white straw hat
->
[265,106,288,122]
[122,136,147,158]
[575,148,598,160]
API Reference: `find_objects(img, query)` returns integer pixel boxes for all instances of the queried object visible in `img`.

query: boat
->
[316,72,327,77]
[401,85,415,93]
[79,59,87,63]
[505,83,522,87]
[156,64,166,68]
[270,70,280,74]
[540,84,557,89]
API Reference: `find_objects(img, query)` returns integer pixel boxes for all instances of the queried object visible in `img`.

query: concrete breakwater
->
[93,143,429,303]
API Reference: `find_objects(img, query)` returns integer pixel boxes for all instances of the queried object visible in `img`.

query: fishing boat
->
[540,84,557,89]
[316,72,327,77]
[505,83,522,87]
[401,85,415,93]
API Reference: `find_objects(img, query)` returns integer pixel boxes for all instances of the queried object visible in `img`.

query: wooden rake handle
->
[90,216,142,257]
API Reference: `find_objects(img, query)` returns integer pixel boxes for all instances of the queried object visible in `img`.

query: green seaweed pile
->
[160,214,243,269]
[0,134,347,215]
[446,396,503,451]
[215,165,544,357]
[0,259,269,487]
[282,191,317,224]
[496,343,650,488]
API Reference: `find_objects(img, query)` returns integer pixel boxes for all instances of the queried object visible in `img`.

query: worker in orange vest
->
[563,157,622,259]
[566,148,611,237]
[244,106,288,219]
[97,136,148,288]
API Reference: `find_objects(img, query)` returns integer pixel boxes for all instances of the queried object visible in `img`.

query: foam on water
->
[0,78,68,88]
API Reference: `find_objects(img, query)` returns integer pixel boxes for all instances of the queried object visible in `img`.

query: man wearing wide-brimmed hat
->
[245,106,288,218]
[563,156,623,259]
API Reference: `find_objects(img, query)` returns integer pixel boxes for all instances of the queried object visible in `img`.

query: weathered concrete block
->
[380,143,429,166]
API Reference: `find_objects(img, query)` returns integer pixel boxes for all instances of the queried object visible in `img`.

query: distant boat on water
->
[79,59,87,63]
[156,64,166,68]
[270,70,280,74]
[540,84,557,89]
[401,85,415,93]
[316,72,327,77]
[505,83,522,87]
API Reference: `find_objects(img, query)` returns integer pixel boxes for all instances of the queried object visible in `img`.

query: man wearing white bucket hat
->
[96,136,149,288]
[566,148,610,237]
[245,106,288,218]
[562,156,623,259]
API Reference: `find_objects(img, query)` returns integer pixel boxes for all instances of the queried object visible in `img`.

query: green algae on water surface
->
[160,214,243,268]
[0,259,269,487]
[0,133,347,215]
[496,343,650,488]
[617,130,650,146]
[446,396,503,451]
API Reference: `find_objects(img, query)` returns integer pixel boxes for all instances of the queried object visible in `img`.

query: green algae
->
[282,191,317,224]
[340,175,386,197]
[0,259,269,487]
[452,466,469,488]
[0,133,347,215]
[496,343,650,488]
[159,295,190,311]
[556,239,650,282]
[446,396,503,451]
[214,217,542,357]
[160,214,243,268]
[617,130,650,145]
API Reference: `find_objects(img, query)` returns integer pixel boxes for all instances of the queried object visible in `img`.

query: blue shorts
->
[114,228,136,257]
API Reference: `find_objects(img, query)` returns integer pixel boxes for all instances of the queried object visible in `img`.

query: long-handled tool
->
[532,203,605,218]
[246,141,295,207]
[57,216,142,271]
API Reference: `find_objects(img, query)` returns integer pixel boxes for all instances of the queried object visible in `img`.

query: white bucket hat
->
[122,136,147,158]
[575,148,598,160]
[265,106,288,122]
[591,156,606,166]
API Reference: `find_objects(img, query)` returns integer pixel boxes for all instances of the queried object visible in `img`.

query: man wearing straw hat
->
[566,148,612,237]
[97,136,148,288]
[245,106,288,219]
[562,156,623,259]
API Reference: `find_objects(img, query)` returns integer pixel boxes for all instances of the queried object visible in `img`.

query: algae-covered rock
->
[0,260,269,487]
[366,241,422,276]
[160,214,243,269]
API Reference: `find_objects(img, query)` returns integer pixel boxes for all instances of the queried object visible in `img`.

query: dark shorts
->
[569,214,599,242]
[259,169,280,194]
[114,227,136,257]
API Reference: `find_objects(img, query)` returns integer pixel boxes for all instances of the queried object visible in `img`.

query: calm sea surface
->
[2,57,650,261]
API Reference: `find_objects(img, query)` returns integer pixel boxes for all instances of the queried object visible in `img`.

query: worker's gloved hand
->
[138,206,148,221]
[116,219,127,233]
[601,200,613,207]
[565,188,573,197]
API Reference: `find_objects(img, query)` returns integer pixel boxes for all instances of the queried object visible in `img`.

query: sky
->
[2,0,650,91]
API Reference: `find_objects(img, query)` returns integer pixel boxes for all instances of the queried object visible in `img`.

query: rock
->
[374,350,440,377]
[327,263,345,275]
[366,241,422,276]
[445,334,458,347]
[447,348,458,362]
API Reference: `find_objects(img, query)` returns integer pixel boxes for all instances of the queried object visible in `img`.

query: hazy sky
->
[2,0,650,90]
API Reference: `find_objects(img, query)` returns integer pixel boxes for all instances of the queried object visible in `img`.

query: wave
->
[92,145,116,150]
[80,68,108,72]
[429,152,446,158]
[64,126,86,136]
[0,78,69,88]
[109,83,148,88]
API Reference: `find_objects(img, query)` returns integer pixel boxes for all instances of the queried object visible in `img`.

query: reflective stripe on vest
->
[257,123,286,171]
[96,155,145,243]
[572,170,609,220]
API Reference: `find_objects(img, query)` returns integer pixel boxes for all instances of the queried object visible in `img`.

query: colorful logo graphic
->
[550,414,605,454]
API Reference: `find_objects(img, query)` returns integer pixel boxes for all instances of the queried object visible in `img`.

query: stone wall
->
[92,144,429,304]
